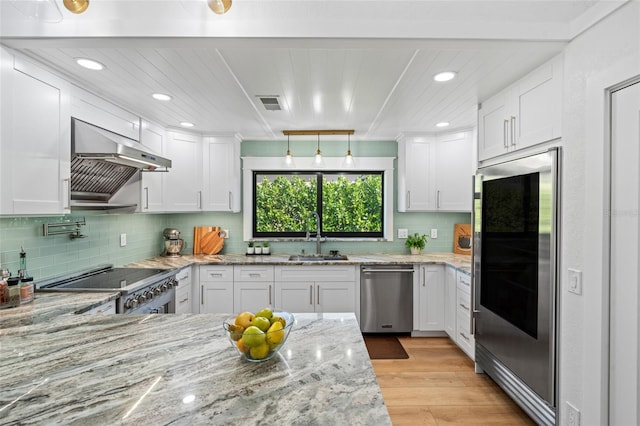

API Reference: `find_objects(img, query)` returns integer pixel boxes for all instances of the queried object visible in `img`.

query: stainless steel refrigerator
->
[473,148,560,426]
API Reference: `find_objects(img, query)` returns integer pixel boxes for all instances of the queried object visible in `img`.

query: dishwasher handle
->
[361,268,415,273]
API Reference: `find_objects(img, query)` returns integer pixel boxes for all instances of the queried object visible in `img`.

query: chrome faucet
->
[306,211,323,254]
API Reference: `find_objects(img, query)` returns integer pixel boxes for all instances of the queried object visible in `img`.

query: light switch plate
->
[398,228,408,239]
[120,233,127,247]
[430,229,438,239]
[222,229,230,238]
[568,269,582,295]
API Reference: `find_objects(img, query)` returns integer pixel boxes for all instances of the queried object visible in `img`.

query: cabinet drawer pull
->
[310,285,313,305]
[459,332,470,341]
[503,119,509,148]
[63,178,71,211]
[249,273,260,278]
[209,273,223,278]
[179,297,189,304]
[459,303,469,311]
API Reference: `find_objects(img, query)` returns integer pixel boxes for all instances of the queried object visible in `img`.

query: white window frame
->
[242,156,395,242]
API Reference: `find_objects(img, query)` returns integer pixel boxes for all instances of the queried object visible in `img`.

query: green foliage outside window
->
[254,172,383,237]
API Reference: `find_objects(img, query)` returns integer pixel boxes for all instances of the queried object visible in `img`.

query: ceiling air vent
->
[257,96,282,111]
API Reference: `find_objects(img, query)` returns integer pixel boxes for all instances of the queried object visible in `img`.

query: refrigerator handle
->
[470,174,478,335]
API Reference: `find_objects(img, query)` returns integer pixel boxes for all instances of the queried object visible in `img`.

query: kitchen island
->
[0,303,389,425]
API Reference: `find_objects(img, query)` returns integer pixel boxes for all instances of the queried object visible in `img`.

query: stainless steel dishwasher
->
[360,265,414,333]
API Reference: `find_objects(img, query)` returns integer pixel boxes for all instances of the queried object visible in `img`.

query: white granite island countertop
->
[0,311,390,425]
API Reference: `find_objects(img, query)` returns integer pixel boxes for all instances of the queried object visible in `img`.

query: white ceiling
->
[0,0,627,141]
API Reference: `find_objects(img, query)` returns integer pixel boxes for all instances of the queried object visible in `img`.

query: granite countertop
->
[126,252,472,273]
[0,311,388,425]
[0,292,119,329]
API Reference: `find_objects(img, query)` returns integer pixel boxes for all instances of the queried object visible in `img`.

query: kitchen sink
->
[288,254,349,261]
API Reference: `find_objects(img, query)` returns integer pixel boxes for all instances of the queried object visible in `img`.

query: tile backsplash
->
[0,210,470,281]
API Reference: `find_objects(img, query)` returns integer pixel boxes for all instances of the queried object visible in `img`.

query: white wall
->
[560,2,640,425]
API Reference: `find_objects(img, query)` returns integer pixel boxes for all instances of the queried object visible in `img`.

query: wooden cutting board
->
[453,223,472,255]
[193,226,225,255]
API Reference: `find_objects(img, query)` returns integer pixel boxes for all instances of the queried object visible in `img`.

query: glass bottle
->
[5,277,21,308]
[20,276,34,304]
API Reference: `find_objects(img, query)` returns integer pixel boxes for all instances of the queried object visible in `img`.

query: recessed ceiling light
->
[75,58,105,71]
[180,122,195,128]
[436,122,450,128]
[433,71,456,82]
[152,93,172,101]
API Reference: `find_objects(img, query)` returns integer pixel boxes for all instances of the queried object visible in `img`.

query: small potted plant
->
[246,241,255,255]
[262,241,270,254]
[405,232,427,255]
[254,243,263,255]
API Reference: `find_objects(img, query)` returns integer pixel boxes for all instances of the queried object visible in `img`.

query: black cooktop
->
[38,266,171,292]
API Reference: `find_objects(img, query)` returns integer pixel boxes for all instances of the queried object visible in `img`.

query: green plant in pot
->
[405,232,427,255]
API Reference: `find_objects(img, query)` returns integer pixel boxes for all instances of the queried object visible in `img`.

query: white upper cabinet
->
[70,87,140,141]
[434,131,474,211]
[397,135,437,211]
[164,130,203,212]
[139,121,167,212]
[0,48,71,215]
[202,135,241,212]
[397,130,473,212]
[478,54,563,162]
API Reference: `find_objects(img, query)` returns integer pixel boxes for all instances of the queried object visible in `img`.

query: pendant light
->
[284,135,295,167]
[63,0,89,14]
[344,133,355,167]
[208,0,232,14]
[313,133,325,168]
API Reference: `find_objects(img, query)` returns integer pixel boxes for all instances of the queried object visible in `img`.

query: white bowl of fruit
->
[223,308,294,362]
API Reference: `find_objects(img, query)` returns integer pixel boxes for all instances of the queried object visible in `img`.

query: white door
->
[275,282,315,313]
[200,282,233,314]
[609,79,640,425]
[233,282,273,313]
[316,282,355,313]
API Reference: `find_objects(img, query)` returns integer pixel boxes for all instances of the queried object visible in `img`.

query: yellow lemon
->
[236,339,250,353]
[249,343,270,359]
[265,321,285,348]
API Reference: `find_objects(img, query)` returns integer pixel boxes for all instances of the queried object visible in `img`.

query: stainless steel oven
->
[37,265,177,314]
[473,148,560,425]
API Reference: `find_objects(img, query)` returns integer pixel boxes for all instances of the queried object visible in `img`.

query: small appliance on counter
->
[162,228,186,257]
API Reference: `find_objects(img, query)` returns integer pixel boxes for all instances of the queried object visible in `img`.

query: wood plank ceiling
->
[1,1,622,141]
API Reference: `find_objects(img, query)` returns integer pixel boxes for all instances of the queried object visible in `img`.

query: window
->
[253,171,384,238]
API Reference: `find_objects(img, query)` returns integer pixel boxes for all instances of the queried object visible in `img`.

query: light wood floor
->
[371,336,536,425]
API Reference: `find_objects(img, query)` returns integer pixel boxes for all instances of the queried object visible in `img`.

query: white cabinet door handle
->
[510,116,516,147]
[503,119,509,148]
[309,285,313,305]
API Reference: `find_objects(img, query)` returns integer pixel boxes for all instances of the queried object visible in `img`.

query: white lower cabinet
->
[199,266,234,314]
[274,265,356,313]
[233,266,274,313]
[444,265,457,338]
[455,270,474,359]
[174,266,192,314]
[416,265,445,331]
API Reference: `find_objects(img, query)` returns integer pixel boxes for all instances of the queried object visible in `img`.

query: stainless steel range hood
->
[72,118,171,170]
[70,118,171,211]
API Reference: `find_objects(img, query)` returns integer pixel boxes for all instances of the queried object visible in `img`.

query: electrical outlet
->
[398,228,408,239]
[566,402,580,426]
[222,229,230,238]
[568,269,582,295]
[120,233,127,247]
[430,229,438,239]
